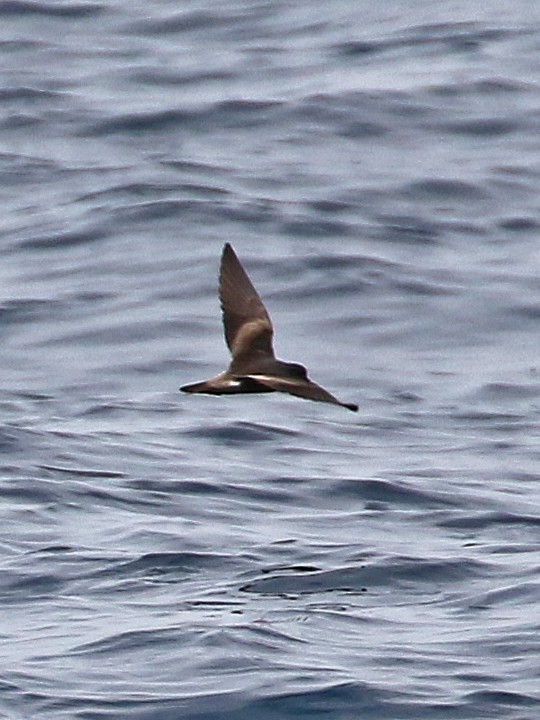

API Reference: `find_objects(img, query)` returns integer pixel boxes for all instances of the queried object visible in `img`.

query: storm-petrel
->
[181,243,358,412]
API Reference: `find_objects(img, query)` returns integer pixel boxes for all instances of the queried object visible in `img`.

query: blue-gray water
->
[1,1,540,719]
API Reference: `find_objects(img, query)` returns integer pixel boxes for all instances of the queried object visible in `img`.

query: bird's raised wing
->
[219,243,274,360]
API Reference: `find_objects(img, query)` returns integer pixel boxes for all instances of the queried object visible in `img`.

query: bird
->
[181,243,358,412]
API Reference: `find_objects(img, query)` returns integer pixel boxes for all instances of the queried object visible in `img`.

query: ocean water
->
[1,1,540,718]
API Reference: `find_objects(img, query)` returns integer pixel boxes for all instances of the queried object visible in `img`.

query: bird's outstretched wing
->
[246,374,358,412]
[219,243,274,360]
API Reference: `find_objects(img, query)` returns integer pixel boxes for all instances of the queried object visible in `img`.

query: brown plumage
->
[181,243,358,412]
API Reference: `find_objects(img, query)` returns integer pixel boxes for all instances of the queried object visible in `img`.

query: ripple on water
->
[184,421,299,444]
[2,3,540,719]
[240,556,486,596]
[0,1,105,19]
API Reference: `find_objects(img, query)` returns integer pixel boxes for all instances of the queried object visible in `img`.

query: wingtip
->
[221,242,237,266]
[344,403,359,412]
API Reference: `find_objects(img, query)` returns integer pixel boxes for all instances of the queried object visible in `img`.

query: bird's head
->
[287,362,308,380]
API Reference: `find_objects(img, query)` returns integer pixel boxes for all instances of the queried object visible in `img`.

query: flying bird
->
[181,243,358,412]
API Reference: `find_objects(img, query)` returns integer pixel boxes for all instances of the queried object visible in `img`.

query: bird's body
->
[181,243,358,412]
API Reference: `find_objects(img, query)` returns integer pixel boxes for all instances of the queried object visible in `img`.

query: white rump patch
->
[226,379,243,387]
